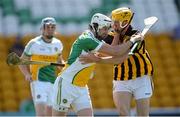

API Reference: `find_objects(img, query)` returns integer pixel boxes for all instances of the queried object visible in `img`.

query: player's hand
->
[130,33,144,44]
[79,53,100,64]
[25,74,32,82]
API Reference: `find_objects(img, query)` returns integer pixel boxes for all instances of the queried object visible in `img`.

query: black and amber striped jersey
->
[107,26,154,81]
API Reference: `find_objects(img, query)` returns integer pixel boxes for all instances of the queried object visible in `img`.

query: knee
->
[118,106,130,116]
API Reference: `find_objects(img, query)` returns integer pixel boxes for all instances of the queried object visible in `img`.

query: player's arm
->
[98,34,142,56]
[79,52,129,64]
[57,41,65,69]
[98,40,132,56]
[57,54,65,64]
[18,40,34,82]
[100,53,128,64]
[111,33,121,46]
[18,52,32,82]
[57,54,65,70]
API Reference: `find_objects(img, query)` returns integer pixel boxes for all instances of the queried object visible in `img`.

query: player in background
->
[19,17,64,116]
[79,7,154,116]
[52,13,142,116]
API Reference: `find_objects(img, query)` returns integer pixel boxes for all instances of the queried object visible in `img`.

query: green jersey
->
[59,30,104,87]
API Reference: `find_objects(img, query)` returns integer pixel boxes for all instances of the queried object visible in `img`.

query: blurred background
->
[0,0,180,116]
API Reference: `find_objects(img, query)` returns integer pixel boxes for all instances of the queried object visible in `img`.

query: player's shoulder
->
[24,36,40,49]
[52,37,63,45]
[77,31,100,46]
[53,37,61,42]
[26,36,40,46]
[51,38,63,49]
[30,36,41,42]
[78,30,96,42]
[83,30,95,38]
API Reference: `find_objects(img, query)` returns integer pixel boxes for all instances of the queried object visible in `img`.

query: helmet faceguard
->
[41,17,56,39]
[90,13,112,38]
[41,17,56,29]
[111,7,134,29]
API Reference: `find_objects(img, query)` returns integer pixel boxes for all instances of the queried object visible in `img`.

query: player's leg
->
[52,77,72,116]
[136,97,150,116]
[45,105,52,116]
[45,82,54,116]
[113,81,132,116]
[113,80,133,116]
[133,75,153,116]
[113,91,132,116]
[30,81,48,116]
[34,103,45,116]
[72,86,93,116]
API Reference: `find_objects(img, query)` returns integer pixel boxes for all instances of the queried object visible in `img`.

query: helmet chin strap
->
[91,23,99,38]
[92,27,98,37]
[95,29,100,38]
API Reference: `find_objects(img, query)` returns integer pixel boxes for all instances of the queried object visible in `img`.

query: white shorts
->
[52,77,92,112]
[30,80,54,106]
[113,75,153,100]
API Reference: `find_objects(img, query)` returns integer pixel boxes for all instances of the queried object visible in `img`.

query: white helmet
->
[41,17,56,29]
[90,13,112,33]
